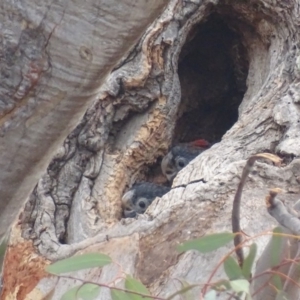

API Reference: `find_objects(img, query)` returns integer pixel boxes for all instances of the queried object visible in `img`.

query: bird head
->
[161,139,210,181]
[122,182,170,218]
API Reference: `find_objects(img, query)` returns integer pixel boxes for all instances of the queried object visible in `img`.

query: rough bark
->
[0,0,167,240]
[2,0,300,299]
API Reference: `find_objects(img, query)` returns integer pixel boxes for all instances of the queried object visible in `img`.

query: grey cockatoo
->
[122,182,170,218]
[161,139,211,181]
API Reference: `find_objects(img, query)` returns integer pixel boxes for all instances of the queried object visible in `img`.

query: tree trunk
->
[2,0,300,299]
[0,0,166,240]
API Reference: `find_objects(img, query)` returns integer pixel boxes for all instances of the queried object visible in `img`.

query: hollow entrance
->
[145,14,249,185]
[174,13,249,144]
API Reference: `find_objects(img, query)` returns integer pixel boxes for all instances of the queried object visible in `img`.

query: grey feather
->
[161,144,206,181]
[122,182,170,218]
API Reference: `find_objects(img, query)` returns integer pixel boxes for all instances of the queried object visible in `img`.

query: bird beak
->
[122,190,135,205]
[161,152,173,172]
[123,208,137,218]
[122,190,137,218]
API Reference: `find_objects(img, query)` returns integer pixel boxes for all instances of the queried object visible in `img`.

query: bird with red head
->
[161,139,211,182]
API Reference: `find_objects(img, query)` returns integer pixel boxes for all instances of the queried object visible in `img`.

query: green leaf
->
[204,290,217,300]
[269,227,284,291]
[61,284,100,300]
[177,232,235,253]
[77,284,100,300]
[223,256,243,280]
[230,279,250,294]
[242,243,257,280]
[61,286,80,300]
[270,227,284,268]
[111,289,133,300]
[46,253,112,275]
[125,275,151,300]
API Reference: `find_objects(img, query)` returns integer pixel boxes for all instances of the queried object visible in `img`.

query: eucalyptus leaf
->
[61,286,80,300]
[125,275,151,300]
[46,253,112,275]
[223,256,243,280]
[270,227,283,268]
[61,284,100,300]
[242,243,257,280]
[269,228,284,291]
[77,283,100,300]
[111,289,133,300]
[177,232,235,253]
[230,279,250,294]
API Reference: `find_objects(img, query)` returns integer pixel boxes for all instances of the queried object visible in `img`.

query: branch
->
[0,0,167,242]
[232,153,282,266]
[59,274,166,300]
[266,189,300,235]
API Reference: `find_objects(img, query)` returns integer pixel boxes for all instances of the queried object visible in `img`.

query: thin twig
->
[202,228,293,296]
[231,153,282,267]
[58,274,166,300]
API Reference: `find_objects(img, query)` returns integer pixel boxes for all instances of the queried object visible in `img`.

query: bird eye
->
[177,159,185,168]
[138,200,146,209]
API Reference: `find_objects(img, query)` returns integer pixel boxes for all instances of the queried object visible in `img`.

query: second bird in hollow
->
[122,139,210,218]
[122,182,171,218]
[161,139,211,182]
